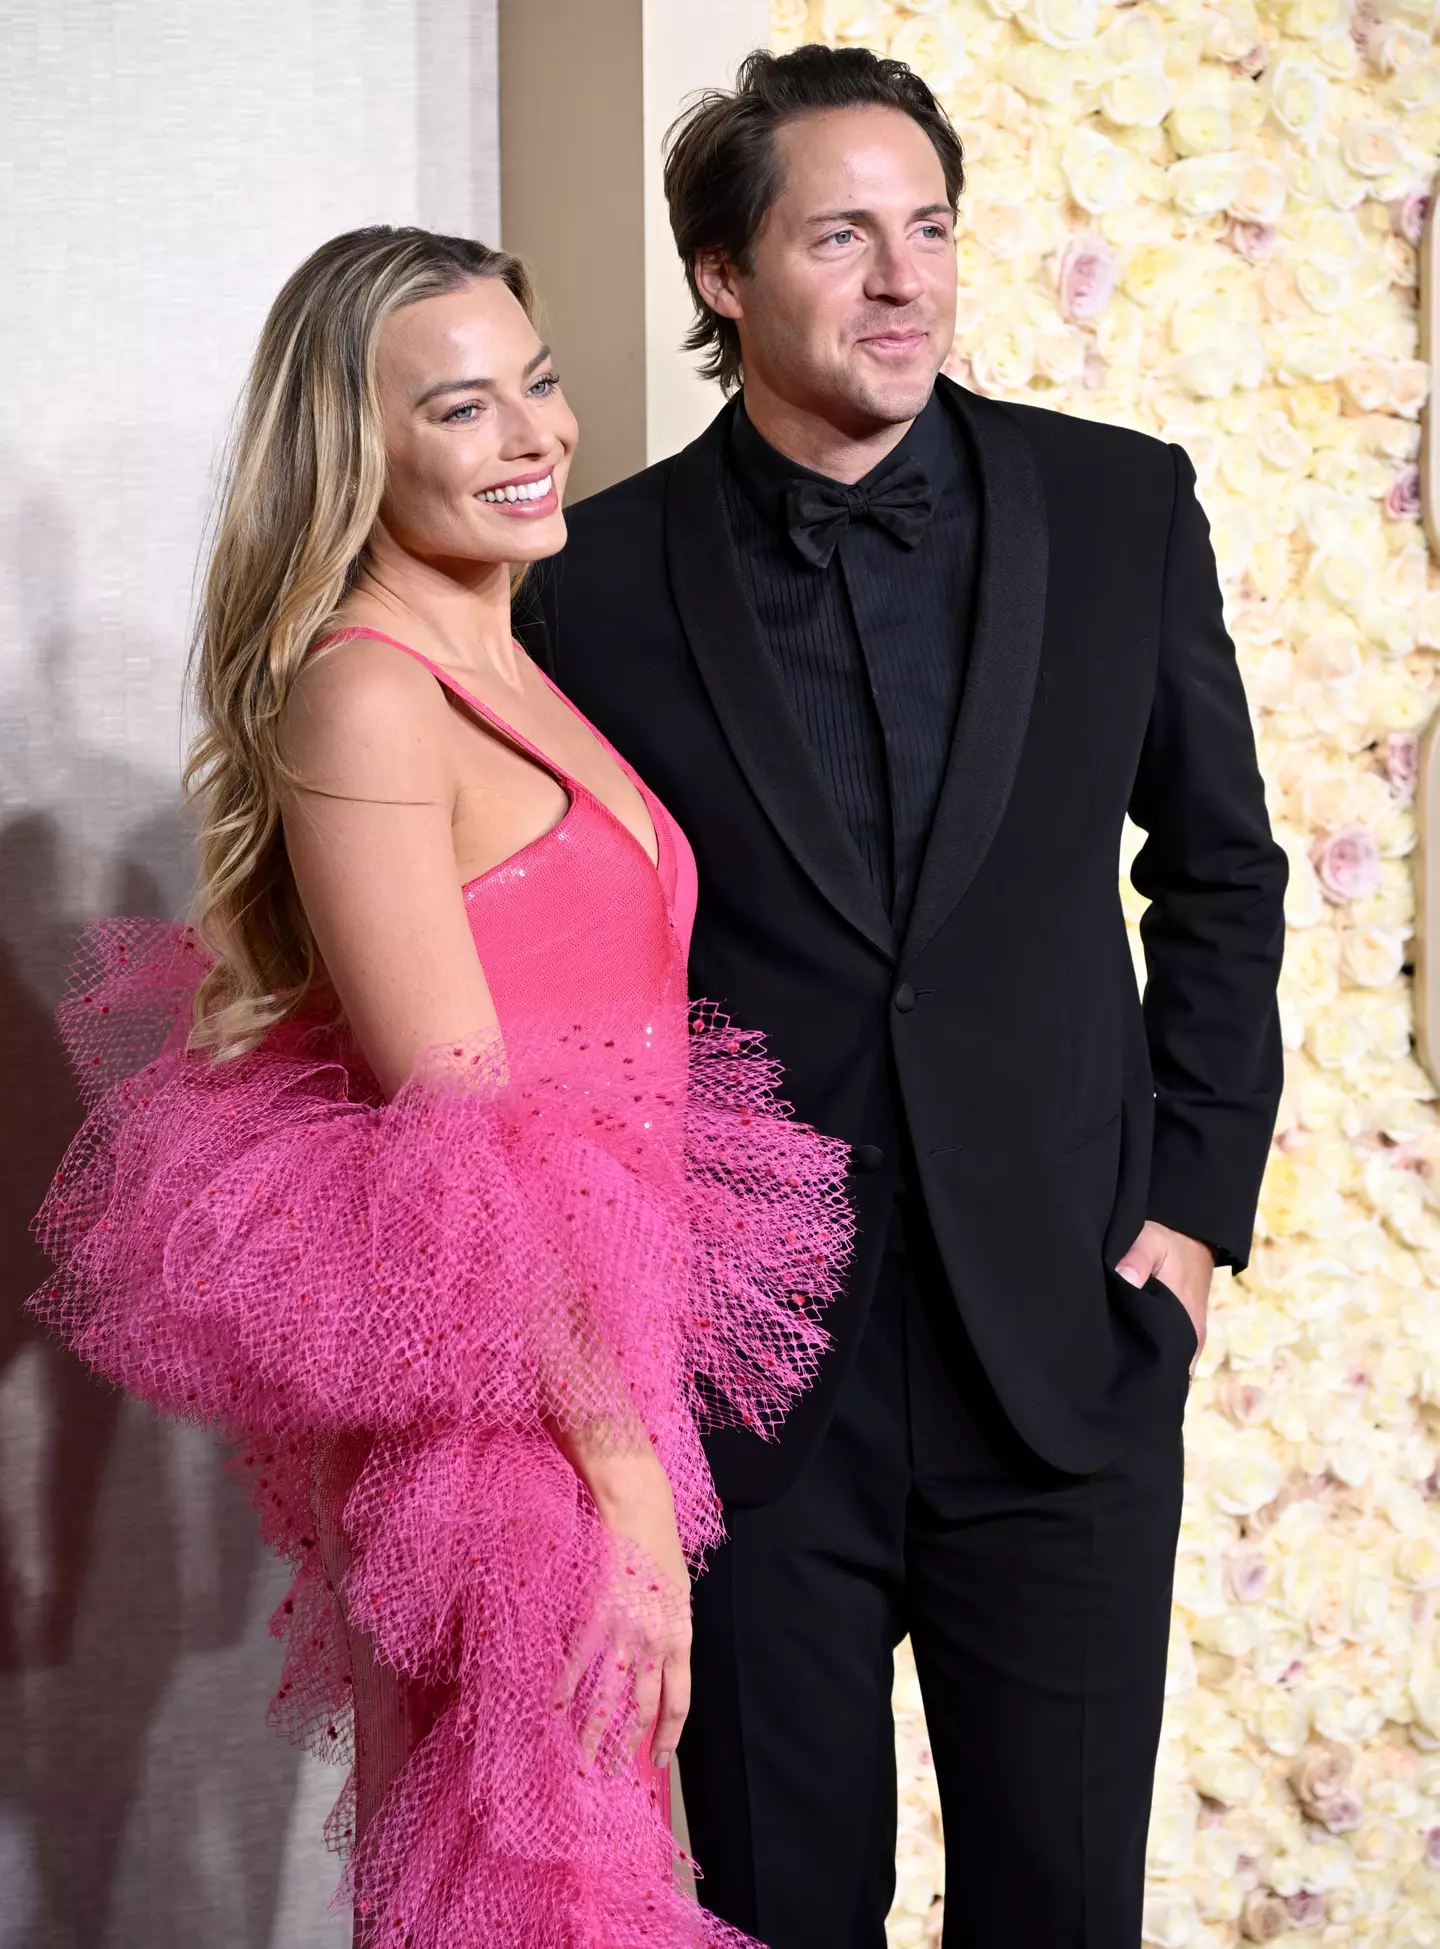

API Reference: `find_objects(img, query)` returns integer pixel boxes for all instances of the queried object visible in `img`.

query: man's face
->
[727,106,958,433]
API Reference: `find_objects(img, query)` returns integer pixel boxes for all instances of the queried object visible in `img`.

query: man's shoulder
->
[564,453,677,548]
[983,393,1175,482]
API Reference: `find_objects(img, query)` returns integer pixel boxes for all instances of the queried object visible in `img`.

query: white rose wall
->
[771,0,1440,1941]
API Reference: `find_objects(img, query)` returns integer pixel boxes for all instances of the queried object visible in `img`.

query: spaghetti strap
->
[312,624,666,880]
[313,625,578,789]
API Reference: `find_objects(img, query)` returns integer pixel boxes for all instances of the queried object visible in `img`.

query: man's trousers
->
[679,1198,1186,1948]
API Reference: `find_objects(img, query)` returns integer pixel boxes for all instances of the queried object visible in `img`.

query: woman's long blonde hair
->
[185,226,533,1057]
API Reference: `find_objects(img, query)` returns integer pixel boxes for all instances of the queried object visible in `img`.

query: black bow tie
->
[784,457,933,569]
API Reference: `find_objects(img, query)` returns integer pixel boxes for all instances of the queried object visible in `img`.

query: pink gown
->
[31,630,853,1948]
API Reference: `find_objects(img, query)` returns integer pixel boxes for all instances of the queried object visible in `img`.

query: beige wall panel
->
[501,0,769,499]
[500,0,648,501]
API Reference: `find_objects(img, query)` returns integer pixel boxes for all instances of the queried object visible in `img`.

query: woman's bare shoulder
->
[284,631,453,793]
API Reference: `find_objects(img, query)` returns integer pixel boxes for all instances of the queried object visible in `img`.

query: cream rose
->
[1019,0,1099,49]
[1170,101,1232,156]
[890,18,972,91]
[1343,927,1408,989]
[820,0,889,39]
[1002,41,1072,103]
[1390,359,1430,416]
[1035,325,1088,384]
[970,201,1038,259]
[1140,1893,1200,1947]
[1395,1531,1440,1588]
[969,320,1036,394]
[1209,1452,1284,1516]
[1191,1750,1264,1804]
[1340,119,1409,178]
[1269,57,1331,142]
[1389,61,1440,112]
[1368,20,1430,74]
[1063,126,1131,213]
[1229,159,1288,224]
[1169,151,1244,217]
[1102,60,1173,127]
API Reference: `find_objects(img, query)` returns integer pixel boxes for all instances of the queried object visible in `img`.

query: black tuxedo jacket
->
[518,377,1287,1500]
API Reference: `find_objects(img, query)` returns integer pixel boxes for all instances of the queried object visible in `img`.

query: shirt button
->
[852,1143,885,1174]
[892,983,916,1013]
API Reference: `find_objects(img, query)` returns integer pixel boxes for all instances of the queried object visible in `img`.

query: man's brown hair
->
[662,44,965,395]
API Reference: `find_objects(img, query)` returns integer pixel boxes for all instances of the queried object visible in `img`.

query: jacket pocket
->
[1062,1106,1121,1153]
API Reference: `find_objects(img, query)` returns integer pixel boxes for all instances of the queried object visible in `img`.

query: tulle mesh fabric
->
[32,908,852,1947]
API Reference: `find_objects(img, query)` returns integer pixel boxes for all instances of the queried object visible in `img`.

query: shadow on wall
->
[0,643,325,1941]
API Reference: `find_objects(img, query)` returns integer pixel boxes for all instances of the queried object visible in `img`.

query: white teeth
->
[479,473,553,505]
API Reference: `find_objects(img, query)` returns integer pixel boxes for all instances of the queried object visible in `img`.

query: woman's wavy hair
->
[184,225,533,1058]
[663,44,965,394]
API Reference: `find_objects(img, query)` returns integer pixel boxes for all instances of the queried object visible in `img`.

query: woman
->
[30,227,851,1947]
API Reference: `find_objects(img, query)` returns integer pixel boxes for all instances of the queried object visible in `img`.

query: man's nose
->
[866,239,925,304]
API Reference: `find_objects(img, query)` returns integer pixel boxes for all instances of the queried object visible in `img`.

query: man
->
[519,42,1287,1949]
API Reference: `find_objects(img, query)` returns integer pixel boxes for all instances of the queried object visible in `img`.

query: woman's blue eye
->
[443,402,481,423]
[529,373,560,397]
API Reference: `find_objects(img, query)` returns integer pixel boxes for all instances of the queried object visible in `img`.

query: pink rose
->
[1225,1548,1268,1603]
[1385,464,1422,519]
[1351,0,1381,52]
[1057,234,1117,322]
[1234,43,1268,77]
[1317,1789,1363,1834]
[1286,1891,1326,1926]
[1222,1379,1270,1426]
[1426,1824,1440,1867]
[1311,825,1381,903]
[1385,729,1420,801]
[1394,184,1432,246]
[1290,1741,1353,1820]
[1226,219,1278,261]
[1240,1890,1290,1941]
[1082,341,1108,390]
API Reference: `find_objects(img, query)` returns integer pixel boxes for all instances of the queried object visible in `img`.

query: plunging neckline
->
[311,625,664,885]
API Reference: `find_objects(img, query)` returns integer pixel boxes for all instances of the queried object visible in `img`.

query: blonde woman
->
[31,227,850,1948]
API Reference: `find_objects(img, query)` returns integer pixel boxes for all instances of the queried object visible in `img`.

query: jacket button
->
[852,1144,885,1174]
[892,982,916,1013]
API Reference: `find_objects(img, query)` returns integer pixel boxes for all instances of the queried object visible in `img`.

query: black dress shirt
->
[720,391,979,927]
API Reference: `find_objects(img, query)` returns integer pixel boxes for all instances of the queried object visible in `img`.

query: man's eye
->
[826,228,856,246]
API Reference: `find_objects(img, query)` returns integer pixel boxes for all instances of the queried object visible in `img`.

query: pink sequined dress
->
[32,629,853,1948]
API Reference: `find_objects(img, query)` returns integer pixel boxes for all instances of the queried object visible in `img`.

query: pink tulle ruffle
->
[31,920,852,1948]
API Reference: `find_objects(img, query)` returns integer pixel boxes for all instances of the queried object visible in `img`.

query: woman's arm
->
[281,634,498,1097]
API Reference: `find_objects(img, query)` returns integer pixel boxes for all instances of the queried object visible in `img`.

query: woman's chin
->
[498,510,568,560]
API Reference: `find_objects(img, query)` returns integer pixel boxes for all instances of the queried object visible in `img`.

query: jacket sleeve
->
[1127,443,1288,1271]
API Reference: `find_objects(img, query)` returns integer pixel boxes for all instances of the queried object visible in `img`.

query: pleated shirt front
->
[720,389,980,930]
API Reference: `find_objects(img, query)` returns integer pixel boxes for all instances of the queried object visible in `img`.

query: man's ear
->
[693,248,745,324]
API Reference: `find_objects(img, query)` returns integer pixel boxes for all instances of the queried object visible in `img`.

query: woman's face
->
[372,277,578,570]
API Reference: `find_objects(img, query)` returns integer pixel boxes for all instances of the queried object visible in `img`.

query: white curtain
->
[0,6,498,1943]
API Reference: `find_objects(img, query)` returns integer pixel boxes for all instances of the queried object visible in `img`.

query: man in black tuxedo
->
[519,42,1287,1949]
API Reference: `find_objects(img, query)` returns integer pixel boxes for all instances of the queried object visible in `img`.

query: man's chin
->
[842,368,941,430]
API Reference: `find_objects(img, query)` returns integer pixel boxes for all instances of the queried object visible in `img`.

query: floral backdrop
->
[770,0,1440,1940]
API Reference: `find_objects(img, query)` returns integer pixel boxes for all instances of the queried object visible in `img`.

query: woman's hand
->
[552,1437,692,1771]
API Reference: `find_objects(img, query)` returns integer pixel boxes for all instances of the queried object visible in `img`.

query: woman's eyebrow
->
[414,344,552,409]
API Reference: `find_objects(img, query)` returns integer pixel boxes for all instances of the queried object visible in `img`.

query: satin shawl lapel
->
[665,404,896,960]
[900,381,1049,970]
